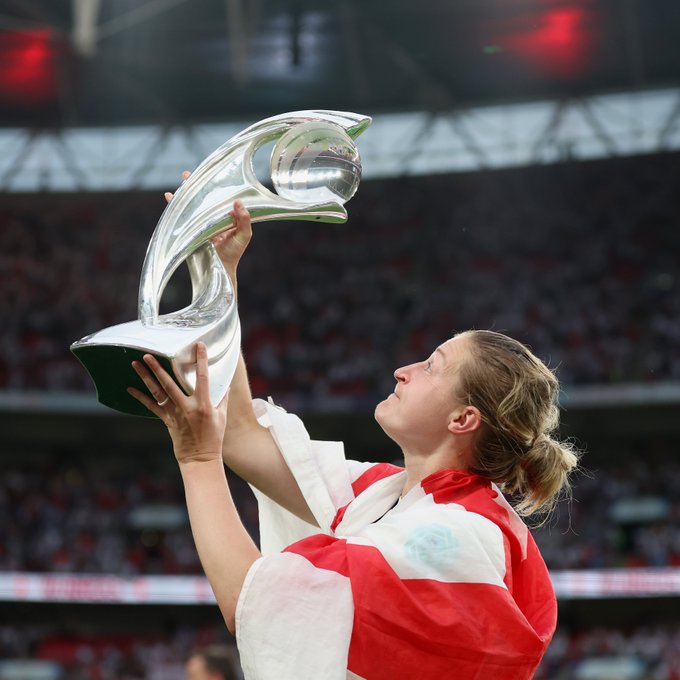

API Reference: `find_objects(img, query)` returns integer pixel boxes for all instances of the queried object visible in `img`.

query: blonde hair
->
[455,330,580,518]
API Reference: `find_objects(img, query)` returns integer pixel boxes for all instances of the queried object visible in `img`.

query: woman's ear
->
[447,405,481,436]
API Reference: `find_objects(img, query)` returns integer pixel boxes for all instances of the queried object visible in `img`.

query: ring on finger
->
[157,396,170,407]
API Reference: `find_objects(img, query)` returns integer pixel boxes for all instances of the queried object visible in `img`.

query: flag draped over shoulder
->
[235,399,556,680]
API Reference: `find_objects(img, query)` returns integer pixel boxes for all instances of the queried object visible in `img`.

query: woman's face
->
[374,335,470,453]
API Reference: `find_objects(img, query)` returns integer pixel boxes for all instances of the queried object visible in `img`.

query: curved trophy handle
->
[139,110,371,325]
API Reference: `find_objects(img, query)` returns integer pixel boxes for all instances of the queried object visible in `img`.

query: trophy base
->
[71,314,240,418]
[71,343,185,418]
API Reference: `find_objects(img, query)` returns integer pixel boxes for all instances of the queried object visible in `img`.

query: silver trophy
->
[71,110,371,417]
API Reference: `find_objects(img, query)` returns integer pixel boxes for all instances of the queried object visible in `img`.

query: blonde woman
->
[129,201,579,680]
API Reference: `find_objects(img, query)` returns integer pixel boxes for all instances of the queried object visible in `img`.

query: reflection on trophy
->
[71,110,371,417]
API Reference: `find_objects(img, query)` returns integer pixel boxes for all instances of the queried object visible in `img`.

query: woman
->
[129,200,579,679]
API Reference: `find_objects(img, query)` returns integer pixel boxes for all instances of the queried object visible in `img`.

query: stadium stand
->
[2,152,680,408]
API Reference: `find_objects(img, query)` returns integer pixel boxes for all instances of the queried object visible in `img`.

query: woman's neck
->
[400,447,469,497]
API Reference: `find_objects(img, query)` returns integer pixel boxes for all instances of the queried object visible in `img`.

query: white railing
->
[1,568,678,604]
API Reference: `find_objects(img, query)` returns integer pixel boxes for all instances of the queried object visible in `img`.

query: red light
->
[0,29,58,105]
[541,9,583,49]
[23,42,51,66]
[502,6,595,78]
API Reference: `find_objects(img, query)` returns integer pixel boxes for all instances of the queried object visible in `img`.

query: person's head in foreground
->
[375,329,579,518]
[185,645,238,680]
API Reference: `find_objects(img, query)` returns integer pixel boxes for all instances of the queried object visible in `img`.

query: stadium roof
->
[1,0,679,128]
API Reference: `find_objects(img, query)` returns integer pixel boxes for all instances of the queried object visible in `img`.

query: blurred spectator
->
[185,646,238,680]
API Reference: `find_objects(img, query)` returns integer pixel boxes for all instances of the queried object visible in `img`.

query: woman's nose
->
[394,366,408,382]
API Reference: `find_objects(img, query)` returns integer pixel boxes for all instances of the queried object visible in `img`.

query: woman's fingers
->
[131,359,168,404]
[194,343,212,405]
[139,354,187,405]
[232,200,253,236]
[129,343,217,422]
[164,170,192,204]
[210,226,236,245]
[210,200,252,256]
[129,344,227,464]
[131,345,212,408]
[127,385,166,419]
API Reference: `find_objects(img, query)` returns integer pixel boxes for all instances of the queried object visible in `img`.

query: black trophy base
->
[71,344,184,418]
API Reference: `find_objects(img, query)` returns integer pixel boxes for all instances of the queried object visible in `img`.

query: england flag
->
[235,399,556,679]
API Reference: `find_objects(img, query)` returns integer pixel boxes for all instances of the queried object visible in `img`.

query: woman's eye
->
[424,361,432,372]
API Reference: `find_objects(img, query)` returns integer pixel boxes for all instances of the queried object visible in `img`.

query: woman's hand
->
[163,170,191,204]
[210,200,252,277]
[164,171,253,277]
[127,343,228,466]
[128,343,261,635]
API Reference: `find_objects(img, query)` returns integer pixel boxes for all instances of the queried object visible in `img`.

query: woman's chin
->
[374,401,395,436]
[374,396,390,418]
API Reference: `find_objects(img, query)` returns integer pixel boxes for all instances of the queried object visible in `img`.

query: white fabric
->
[235,552,354,680]
[238,399,361,679]
[332,469,406,535]
[346,491,507,586]
[236,399,510,679]
[251,398,352,554]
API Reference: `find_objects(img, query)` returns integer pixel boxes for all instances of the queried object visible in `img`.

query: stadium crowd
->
[0,624,237,680]
[534,444,680,570]
[1,445,678,575]
[1,623,679,679]
[0,454,258,575]
[1,152,680,410]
